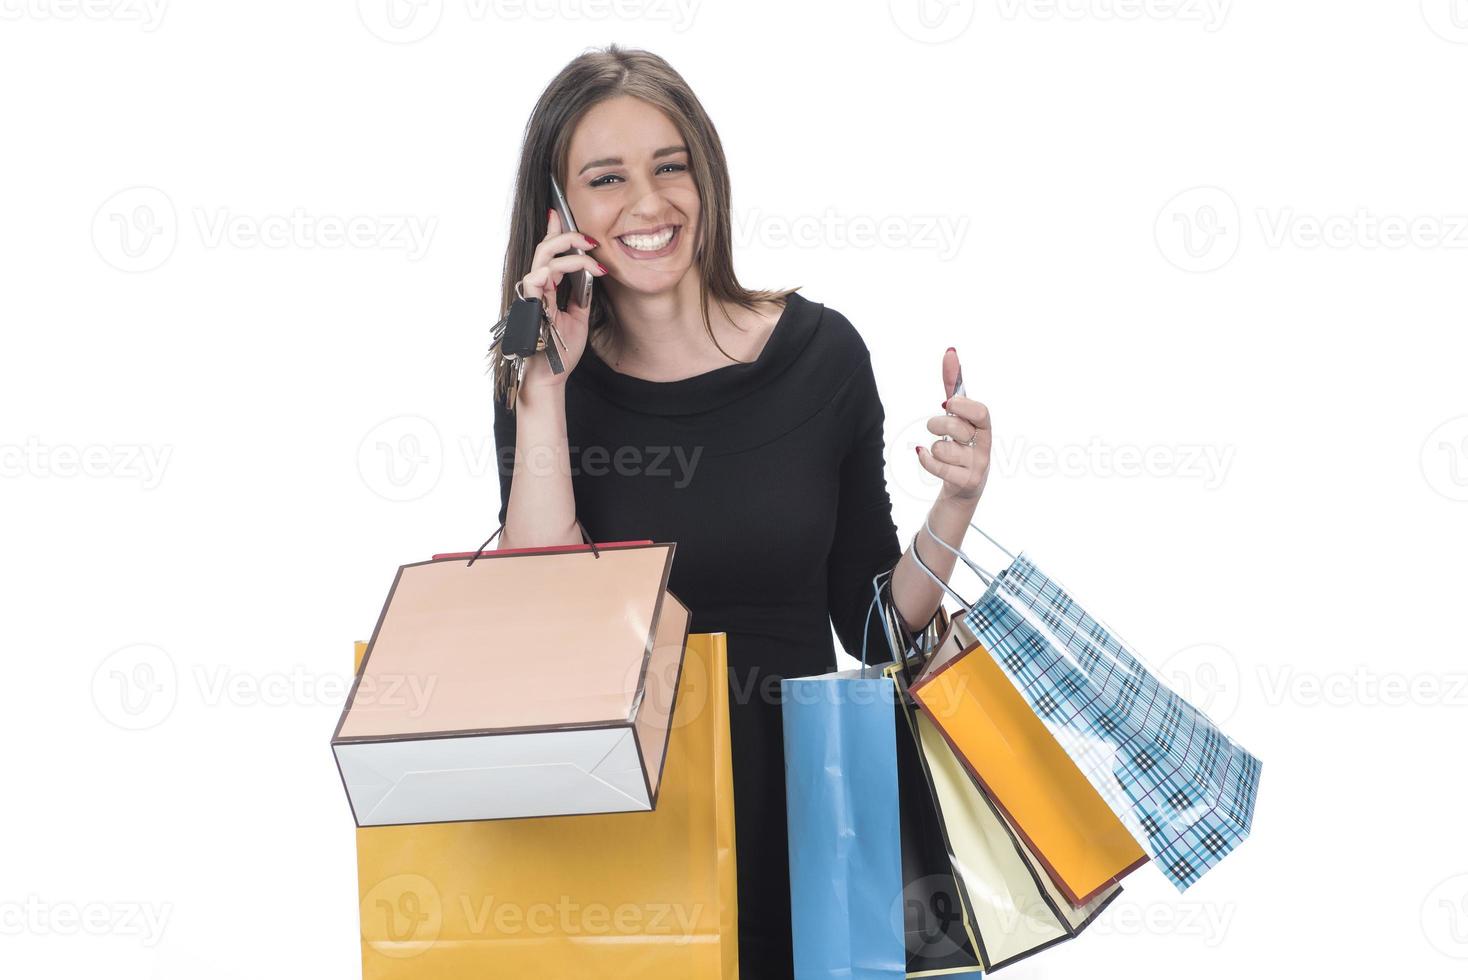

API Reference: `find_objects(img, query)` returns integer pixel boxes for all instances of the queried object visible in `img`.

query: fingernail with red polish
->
[946,346,956,354]
[584,236,599,247]
[914,447,921,456]
[596,263,607,274]
[942,399,949,410]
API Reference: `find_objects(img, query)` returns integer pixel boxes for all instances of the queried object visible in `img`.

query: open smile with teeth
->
[616,224,680,256]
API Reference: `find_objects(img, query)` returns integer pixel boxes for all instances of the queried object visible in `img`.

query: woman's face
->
[564,95,699,296]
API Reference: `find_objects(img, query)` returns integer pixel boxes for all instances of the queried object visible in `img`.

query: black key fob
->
[502,297,543,358]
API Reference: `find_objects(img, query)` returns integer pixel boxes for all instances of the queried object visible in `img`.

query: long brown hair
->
[492,44,796,404]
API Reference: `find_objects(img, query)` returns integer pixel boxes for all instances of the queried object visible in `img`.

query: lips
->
[615,224,680,259]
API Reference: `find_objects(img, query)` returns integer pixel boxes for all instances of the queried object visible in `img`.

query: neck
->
[598,269,734,376]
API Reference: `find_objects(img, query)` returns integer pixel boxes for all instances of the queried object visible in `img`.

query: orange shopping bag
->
[350,632,739,978]
[910,620,1147,906]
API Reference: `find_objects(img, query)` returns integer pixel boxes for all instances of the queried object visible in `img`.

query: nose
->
[624,172,677,224]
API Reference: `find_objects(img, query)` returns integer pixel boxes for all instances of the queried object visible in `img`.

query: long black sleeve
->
[824,351,927,668]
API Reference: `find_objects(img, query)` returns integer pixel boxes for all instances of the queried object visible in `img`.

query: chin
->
[613,266,694,297]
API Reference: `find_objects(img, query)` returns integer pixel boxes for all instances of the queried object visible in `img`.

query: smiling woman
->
[491,49,792,402]
[488,43,991,979]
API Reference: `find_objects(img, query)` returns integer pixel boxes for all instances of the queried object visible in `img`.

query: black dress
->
[494,290,918,978]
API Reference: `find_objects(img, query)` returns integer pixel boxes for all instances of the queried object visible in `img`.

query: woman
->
[491,44,992,978]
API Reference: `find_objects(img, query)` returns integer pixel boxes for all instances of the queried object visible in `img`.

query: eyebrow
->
[577,145,688,176]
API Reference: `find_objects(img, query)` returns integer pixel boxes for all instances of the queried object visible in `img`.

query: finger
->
[943,395,991,430]
[527,255,607,306]
[542,254,606,277]
[916,443,969,486]
[532,266,557,305]
[530,233,599,276]
[942,347,961,401]
[531,230,599,273]
[926,414,978,444]
[930,435,978,466]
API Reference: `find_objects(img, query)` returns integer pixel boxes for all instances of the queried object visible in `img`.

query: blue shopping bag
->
[914,520,1263,893]
[782,669,907,979]
[781,575,994,979]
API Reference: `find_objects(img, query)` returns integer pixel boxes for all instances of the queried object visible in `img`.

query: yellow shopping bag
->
[351,632,739,979]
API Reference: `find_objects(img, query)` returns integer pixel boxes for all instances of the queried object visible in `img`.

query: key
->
[491,295,567,411]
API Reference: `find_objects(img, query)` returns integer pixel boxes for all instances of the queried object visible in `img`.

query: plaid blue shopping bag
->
[912,521,1262,893]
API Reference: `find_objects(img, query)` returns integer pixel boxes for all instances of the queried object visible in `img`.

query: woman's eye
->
[588,163,686,188]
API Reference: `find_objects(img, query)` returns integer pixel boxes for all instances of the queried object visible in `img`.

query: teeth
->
[619,227,675,251]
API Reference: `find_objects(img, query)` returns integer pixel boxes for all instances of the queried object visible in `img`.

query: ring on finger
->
[942,420,978,447]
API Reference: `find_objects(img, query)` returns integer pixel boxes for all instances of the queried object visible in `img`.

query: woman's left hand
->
[916,347,991,503]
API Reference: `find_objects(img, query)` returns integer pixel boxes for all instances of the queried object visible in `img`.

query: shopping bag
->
[781,573,1113,976]
[889,663,1120,972]
[351,631,739,978]
[781,666,980,979]
[909,621,1147,907]
[915,520,1262,892]
[333,524,688,826]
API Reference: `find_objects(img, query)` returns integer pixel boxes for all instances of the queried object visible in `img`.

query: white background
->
[2,1,1466,977]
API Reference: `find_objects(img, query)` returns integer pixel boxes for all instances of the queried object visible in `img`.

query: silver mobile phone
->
[549,173,593,311]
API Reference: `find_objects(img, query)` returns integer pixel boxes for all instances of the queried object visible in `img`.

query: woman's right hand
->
[517,207,607,393]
